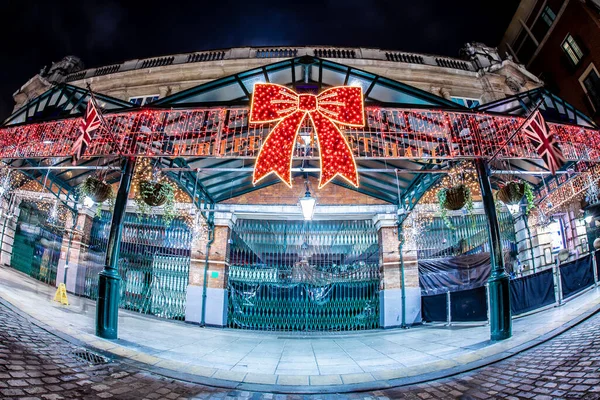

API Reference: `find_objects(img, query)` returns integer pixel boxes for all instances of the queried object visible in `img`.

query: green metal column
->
[96,157,136,339]
[475,158,512,340]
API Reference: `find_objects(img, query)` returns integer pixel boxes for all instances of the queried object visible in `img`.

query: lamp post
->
[96,157,136,339]
[475,158,512,340]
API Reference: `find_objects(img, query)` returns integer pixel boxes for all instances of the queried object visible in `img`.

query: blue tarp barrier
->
[450,286,488,322]
[560,254,595,299]
[421,253,596,324]
[421,293,447,322]
[510,269,555,315]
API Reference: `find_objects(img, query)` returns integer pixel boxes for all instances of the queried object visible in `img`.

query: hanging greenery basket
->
[139,181,170,206]
[495,180,535,215]
[134,162,177,225]
[497,181,525,205]
[437,184,474,230]
[80,177,113,203]
[439,184,469,211]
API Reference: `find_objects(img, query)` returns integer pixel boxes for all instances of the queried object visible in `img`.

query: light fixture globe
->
[557,249,570,263]
[507,204,520,215]
[83,196,95,208]
[299,189,316,220]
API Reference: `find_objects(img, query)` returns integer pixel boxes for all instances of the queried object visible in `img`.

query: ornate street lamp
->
[299,181,316,221]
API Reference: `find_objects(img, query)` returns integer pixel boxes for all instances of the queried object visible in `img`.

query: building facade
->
[2,45,599,337]
[499,0,600,124]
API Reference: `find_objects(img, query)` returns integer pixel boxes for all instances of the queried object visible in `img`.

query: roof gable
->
[475,87,597,128]
[151,56,465,109]
[3,84,134,126]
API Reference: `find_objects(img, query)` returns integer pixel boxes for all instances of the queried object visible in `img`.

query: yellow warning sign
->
[53,283,69,306]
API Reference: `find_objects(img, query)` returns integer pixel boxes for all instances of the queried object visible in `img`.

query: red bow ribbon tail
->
[252,110,307,187]
[311,111,359,188]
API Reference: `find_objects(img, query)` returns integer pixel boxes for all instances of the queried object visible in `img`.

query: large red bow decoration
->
[250,83,364,188]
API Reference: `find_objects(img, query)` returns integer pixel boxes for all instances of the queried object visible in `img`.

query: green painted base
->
[96,270,121,339]
[488,271,512,341]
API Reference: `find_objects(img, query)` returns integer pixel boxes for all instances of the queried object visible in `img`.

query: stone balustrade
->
[65,46,477,83]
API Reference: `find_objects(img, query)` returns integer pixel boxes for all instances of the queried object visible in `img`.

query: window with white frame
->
[129,95,160,106]
[580,64,600,112]
[450,97,481,108]
[562,34,584,66]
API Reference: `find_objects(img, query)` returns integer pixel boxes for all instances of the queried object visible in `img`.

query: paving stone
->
[2,298,600,399]
[1,388,26,396]
[7,378,29,386]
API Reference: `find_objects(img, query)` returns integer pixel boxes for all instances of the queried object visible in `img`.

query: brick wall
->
[378,226,419,290]
[528,1,600,124]
[188,225,230,289]
[222,176,387,206]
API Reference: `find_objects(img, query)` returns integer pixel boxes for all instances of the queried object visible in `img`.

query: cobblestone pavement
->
[1,302,599,399]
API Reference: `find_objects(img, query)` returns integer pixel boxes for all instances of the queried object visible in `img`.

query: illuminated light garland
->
[181,210,209,245]
[402,162,480,243]
[0,167,28,198]
[131,158,190,203]
[47,199,59,225]
[1,106,600,166]
[0,164,72,225]
[418,162,481,205]
[14,195,74,226]
[249,83,364,188]
[537,163,600,217]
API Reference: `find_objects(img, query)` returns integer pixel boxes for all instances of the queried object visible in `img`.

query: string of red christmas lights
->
[1,104,599,165]
[249,83,364,188]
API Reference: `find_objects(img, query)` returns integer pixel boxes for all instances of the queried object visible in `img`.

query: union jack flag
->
[72,98,101,163]
[521,110,566,175]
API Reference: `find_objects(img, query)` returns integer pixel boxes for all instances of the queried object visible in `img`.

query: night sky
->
[0,0,519,120]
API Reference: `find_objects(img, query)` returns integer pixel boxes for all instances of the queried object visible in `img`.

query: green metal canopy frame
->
[4,83,133,126]
[475,87,598,128]
[145,56,468,206]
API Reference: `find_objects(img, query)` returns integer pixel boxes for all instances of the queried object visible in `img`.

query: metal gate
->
[228,219,380,331]
[11,201,64,285]
[83,211,191,320]
[416,211,517,260]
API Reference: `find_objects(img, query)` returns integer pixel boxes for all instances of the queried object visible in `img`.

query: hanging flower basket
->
[134,162,177,225]
[497,181,525,205]
[439,184,469,211]
[139,181,169,207]
[80,177,113,203]
[437,184,473,230]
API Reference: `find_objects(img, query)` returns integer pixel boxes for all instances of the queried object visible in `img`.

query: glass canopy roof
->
[1,56,596,211]
[151,56,464,109]
[3,84,133,126]
[475,87,597,128]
